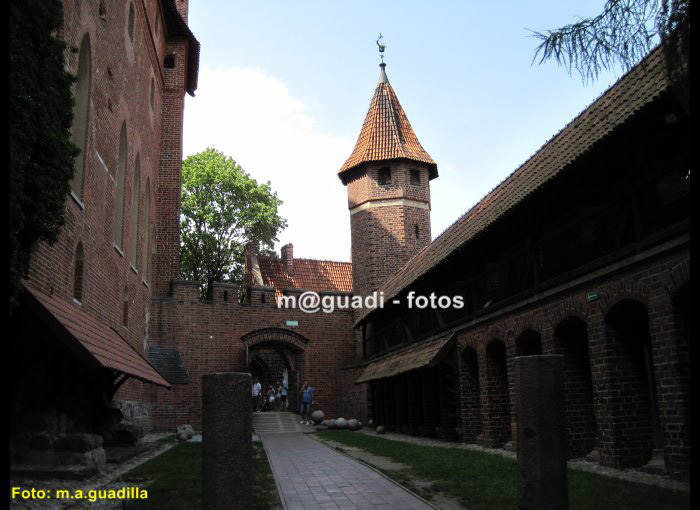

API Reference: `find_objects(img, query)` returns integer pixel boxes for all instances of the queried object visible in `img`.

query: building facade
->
[11,0,689,479]
[354,46,690,474]
[11,0,198,470]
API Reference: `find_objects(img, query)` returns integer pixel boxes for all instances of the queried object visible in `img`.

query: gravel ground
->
[352,428,689,492]
[10,433,180,510]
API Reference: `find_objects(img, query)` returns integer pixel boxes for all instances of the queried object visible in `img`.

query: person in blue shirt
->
[279,379,288,410]
[299,381,314,425]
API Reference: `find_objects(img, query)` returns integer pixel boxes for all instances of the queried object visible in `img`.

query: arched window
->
[141,178,151,280]
[127,3,135,42]
[73,243,85,302]
[69,34,92,199]
[150,77,155,110]
[122,287,129,327]
[113,123,127,250]
[129,156,141,268]
[154,7,160,37]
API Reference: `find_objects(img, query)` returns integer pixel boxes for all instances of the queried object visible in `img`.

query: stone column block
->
[203,372,252,510]
[516,355,567,510]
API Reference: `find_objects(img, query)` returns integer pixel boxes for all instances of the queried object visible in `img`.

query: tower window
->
[415,224,420,239]
[378,167,391,185]
[164,54,176,68]
[410,169,421,185]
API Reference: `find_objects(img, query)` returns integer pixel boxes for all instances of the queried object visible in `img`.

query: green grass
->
[121,442,281,510]
[316,431,690,510]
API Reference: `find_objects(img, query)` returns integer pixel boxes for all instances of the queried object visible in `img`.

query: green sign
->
[286,320,298,327]
[586,291,599,303]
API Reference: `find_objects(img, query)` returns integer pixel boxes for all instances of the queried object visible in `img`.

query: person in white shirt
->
[252,379,262,412]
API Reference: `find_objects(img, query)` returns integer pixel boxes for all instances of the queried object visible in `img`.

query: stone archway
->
[605,299,659,467]
[554,316,596,457]
[242,328,309,412]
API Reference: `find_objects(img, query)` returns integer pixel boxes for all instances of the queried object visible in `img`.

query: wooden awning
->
[356,332,455,384]
[24,285,171,388]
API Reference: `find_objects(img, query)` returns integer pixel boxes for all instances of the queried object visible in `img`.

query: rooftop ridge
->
[357,42,676,324]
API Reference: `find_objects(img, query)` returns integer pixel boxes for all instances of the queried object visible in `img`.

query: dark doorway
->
[606,299,660,467]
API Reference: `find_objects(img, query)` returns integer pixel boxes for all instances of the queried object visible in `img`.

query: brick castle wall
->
[454,246,689,472]
[147,283,357,430]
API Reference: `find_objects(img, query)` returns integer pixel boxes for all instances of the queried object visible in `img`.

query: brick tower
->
[339,62,438,297]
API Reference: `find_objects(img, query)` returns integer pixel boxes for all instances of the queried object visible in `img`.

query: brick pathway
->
[260,432,433,510]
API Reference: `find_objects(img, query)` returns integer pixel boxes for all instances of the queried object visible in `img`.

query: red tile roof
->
[338,64,437,181]
[356,332,455,383]
[25,285,171,388]
[357,44,677,325]
[258,257,353,293]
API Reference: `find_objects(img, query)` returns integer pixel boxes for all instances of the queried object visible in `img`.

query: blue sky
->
[183,1,629,262]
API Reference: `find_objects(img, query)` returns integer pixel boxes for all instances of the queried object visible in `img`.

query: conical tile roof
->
[339,64,437,181]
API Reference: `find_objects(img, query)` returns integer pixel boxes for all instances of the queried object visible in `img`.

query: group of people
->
[251,378,288,412]
[250,378,316,425]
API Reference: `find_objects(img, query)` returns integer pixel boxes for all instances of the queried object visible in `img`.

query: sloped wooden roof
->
[25,285,171,387]
[356,332,455,383]
[339,64,437,181]
[357,44,678,325]
[258,256,353,293]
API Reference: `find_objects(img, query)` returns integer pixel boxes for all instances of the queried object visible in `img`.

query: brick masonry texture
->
[17,0,195,436]
[454,249,690,471]
[147,283,358,430]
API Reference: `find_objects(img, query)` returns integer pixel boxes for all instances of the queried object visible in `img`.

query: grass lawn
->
[121,441,281,510]
[316,431,689,510]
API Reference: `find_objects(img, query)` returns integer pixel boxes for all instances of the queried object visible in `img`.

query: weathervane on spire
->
[376,33,386,64]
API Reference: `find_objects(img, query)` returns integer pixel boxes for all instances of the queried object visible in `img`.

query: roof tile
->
[358,45,676,324]
[26,285,171,387]
[339,65,437,179]
[258,257,353,293]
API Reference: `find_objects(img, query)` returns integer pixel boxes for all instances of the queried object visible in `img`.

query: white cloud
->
[183,66,354,261]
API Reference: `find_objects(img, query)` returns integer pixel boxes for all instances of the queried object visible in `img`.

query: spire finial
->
[376,33,386,66]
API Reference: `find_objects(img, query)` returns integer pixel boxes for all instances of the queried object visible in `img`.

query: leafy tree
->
[10,0,79,312]
[180,148,287,298]
[531,0,689,83]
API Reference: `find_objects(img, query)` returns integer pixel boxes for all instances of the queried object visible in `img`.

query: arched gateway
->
[241,328,309,412]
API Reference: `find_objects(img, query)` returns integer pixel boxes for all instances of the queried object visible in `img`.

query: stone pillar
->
[202,373,252,510]
[516,355,567,510]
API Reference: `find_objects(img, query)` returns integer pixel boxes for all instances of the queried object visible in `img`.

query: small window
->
[164,54,176,68]
[129,156,141,267]
[128,3,135,42]
[415,224,420,239]
[98,0,106,19]
[223,291,228,303]
[378,167,391,185]
[73,244,85,301]
[410,169,421,185]
[122,288,129,327]
[114,123,127,249]
[154,7,160,37]
[141,178,151,280]
[150,78,155,110]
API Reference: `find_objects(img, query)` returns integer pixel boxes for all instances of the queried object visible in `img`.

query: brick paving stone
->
[260,433,434,510]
